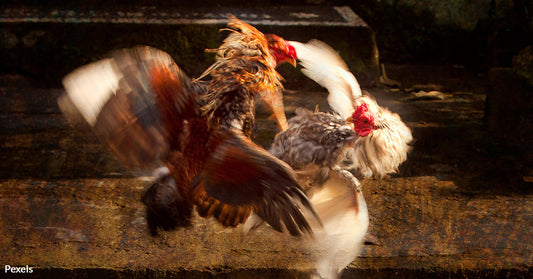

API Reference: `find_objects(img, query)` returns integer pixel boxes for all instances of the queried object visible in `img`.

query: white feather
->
[308,171,368,279]
[292,39,413,178]
[349,96,413,178]
[290,40,362,119]
[62,58,122,126]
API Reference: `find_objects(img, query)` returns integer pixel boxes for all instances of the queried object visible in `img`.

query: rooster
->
[60,17,321,237]
[267,40,413,278]
[288,39,413,178]
[268,108,368,279]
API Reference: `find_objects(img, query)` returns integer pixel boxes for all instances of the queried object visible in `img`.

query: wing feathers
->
[290,40,362,119]
[61,46,199,172]
[191,132,321,236]
[62,58,122,126]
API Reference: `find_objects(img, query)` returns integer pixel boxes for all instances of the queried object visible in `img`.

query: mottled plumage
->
[60,17,317,237]
[198,18,291,132]
[269,108,367,279]
[269,39,414,279]
[270,108,355,174]
[291,39,413,178]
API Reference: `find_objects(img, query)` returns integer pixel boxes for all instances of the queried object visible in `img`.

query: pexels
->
[5,265,33,273]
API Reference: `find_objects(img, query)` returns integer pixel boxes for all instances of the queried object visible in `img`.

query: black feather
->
[141,175,192,236]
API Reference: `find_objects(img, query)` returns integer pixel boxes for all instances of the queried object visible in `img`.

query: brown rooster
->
[60,17,320,237]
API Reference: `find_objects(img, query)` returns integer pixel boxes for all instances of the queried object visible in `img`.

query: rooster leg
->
[261,88,288,131]
[332,166,361,192]
[273,111,289,131]
[270,88,289,131]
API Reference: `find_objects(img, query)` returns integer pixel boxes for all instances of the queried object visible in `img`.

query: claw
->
[332,166,361,192]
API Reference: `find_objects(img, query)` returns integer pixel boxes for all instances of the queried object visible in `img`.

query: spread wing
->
[61,46,201,173]
[290,40,362,119]
[61,45,322,237]
[191,132,321,236]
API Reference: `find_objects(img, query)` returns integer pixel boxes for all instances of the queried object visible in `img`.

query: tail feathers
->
[141,173,192,236]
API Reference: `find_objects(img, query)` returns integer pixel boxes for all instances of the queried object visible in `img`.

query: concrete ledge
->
[0,6,379,87]
[1,176,532,278]
[0,6,365,27]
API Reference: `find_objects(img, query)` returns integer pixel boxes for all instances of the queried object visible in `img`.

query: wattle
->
[356,127,373,137]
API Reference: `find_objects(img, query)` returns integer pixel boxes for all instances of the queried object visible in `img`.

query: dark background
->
[2,0,532,71]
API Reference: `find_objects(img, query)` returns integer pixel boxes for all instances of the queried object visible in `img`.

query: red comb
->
[351,103,375,137]
[354,103,370,118]
[287,43,297,59]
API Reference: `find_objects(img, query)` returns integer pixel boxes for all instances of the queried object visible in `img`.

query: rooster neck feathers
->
[198,17,284,134]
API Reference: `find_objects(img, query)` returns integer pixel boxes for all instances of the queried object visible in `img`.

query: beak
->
[288,58,297,67]
[346,116,353,123]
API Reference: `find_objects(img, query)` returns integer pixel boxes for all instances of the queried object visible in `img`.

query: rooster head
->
[347,103,376,137]
[265,34,297,67]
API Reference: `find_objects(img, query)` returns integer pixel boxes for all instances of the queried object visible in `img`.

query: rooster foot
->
[332,166,361,192]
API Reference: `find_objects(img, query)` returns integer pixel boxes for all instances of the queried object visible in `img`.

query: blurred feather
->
[289,39,362,119]
[60,17,319,237]
[291,39,413,178]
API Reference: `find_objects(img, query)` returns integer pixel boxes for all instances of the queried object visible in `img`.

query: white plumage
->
[289,40,362,119]
[267,39,413,278]
[310,172,368,279]
[62,58,123,126]
[350,96,413,178]
[292,39,413,178]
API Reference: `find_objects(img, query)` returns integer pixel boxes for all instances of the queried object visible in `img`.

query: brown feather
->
[61,17,318,237]
[198,17,287,133]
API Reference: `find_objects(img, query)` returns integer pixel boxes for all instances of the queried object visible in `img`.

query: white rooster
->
[268,40,413,278]
[288,39,413,179]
